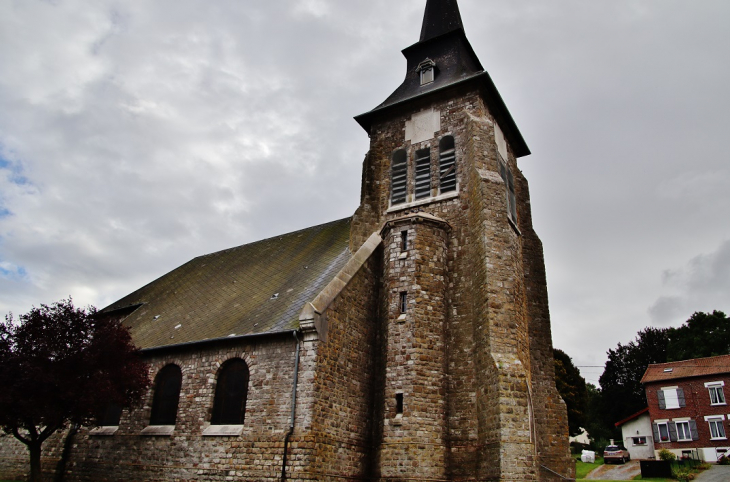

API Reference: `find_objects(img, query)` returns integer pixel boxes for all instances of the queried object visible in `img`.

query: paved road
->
[584,460,641,480]
[693,465,730,482]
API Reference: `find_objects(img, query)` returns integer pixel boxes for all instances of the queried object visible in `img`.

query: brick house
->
[642,354,730,462]
[0,1,573,480]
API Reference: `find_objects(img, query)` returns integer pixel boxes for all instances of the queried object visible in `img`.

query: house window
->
[706,382,726,405]
[707,417,727,440]
[414,148,431,200]
[632,436,647,445]
[211,358,250,425]
[498,155,517,223]
[439,136,456,193]
[658,387,685,410]
[391,149,408,205]
[416,58,436,85]
[656,422,671,442]
[400,231,408,251]
[149,364,182,426]
[676,421,692,441]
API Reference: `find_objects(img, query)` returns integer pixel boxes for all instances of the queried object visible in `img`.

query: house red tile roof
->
[615,407,650,427]
[640,354,730,384]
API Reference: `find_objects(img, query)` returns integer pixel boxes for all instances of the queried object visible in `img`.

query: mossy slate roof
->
[102,218,353,350]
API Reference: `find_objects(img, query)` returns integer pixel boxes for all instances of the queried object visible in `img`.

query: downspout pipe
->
[281,331,301,481]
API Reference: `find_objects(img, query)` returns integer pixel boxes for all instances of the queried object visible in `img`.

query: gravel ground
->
[693,465,730,482]
[584,460,641,480]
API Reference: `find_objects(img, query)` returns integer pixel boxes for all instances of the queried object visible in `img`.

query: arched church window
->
[439,136,456,193]
[211,358,250,425]
[391,149,408,205]
[414,148,431,199]
[149,364,182,426]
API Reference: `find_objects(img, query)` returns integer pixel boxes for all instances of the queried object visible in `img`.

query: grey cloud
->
[1,0,730,386]
[649,240,730,325]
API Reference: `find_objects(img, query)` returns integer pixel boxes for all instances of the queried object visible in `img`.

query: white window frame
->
[705,381,726,406]
[705,415,727,440]
[632,436,647,446]
[662,387,680,409]
[656,421,671,442]
[675,421,692,441]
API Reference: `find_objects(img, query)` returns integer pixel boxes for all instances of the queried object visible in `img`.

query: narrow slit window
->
[400,231,408,251]
[396,393,404,415]
[391,149,407,205]
[439,136,456,192]
[414,148,431,200]
[399,292,407,313]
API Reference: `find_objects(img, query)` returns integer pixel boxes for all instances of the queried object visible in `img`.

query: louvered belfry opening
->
[414,148,431,199]
[150,364,183,425]
[391,149,408,204]
[211,358,250,425]
[439,136,456,192]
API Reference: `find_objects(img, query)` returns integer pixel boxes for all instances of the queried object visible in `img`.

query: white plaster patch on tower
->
[405,109,440,144]
[494,121,508,160]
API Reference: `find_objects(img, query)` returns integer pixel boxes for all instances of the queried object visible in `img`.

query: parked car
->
[603,445,631,464]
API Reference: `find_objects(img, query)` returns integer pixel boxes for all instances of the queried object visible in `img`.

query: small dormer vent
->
[416,58,436,85]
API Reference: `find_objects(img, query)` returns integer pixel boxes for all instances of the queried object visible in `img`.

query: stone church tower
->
[350,0,574,480]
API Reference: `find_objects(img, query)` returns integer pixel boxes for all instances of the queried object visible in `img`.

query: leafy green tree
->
[0,299,149,482]
[599,327,669,429]
[583,383,616,446]
[667,310,730,361]
[553,348,587,436]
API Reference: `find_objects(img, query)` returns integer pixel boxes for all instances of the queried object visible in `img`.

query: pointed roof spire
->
[420,0,465,42]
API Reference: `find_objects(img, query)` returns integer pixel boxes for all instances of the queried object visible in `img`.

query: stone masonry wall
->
[0,335,301,482]
[288,249,381,481]
[351,85,571,480]
[376,214,450,480]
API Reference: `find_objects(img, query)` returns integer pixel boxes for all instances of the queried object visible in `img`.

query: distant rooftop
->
[102,218,352,350]
[640,354,730,384]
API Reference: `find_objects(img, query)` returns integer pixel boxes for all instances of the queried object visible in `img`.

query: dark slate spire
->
[355,0,530,157]
[420,0,464,42]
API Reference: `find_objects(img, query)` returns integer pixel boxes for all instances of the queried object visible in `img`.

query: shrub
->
[718,455,730,465]
[672,467,696,482]
[658,448,676,461]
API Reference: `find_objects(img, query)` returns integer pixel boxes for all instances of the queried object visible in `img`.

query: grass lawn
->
[575,455,604,479]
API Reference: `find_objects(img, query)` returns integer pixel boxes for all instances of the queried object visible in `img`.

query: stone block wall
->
[376,214,450,480]
[288,247,381,481]
[351,85,572,480]
[0,335,301,482]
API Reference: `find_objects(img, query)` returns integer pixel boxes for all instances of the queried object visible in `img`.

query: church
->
[0,1,573,480]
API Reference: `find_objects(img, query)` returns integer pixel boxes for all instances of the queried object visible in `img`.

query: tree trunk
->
[29,441,43,482]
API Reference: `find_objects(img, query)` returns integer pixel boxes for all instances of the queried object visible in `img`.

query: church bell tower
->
[351,0,574,480]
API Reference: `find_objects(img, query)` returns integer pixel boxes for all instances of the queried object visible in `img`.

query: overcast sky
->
[1,0,729,385]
